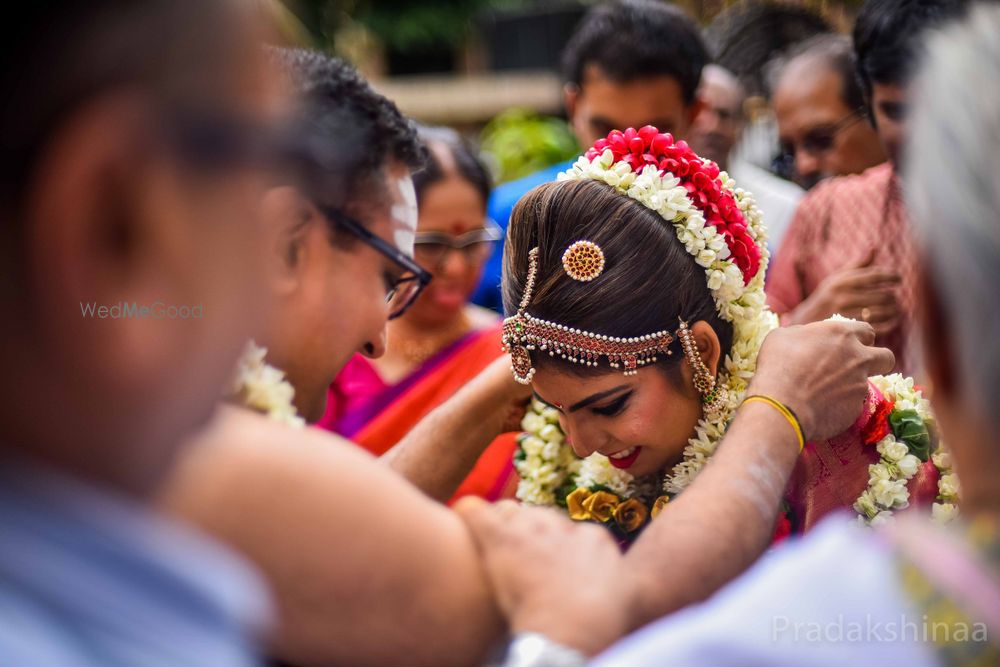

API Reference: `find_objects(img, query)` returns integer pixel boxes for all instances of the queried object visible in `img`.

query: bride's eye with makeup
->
[592,391,631,417]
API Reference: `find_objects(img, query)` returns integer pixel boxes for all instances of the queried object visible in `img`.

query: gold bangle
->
[742,395,806,452]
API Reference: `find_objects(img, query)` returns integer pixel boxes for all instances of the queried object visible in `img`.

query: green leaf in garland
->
[554,478,578,509]
[513,436,527,462]
[890,408,931,461]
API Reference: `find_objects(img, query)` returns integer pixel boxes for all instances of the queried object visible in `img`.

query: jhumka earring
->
[677,319,728,414]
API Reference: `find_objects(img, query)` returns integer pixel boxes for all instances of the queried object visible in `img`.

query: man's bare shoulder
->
[161,404,433,525]
[180,404,370,463]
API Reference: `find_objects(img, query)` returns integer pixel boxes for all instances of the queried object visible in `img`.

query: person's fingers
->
[856,304,899,325]
[871,318,901,337]
[494,499,521,515]
[849,247,878,270]
[839,269,901,289]
[835,319,877,346]
[453,496,504,545]
[838,288,899,311]
[865,345,896,376]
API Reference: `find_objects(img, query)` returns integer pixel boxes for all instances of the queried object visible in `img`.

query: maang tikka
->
[501,245,676,384]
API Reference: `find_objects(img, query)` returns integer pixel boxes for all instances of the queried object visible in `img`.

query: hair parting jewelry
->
[502,246,675,383]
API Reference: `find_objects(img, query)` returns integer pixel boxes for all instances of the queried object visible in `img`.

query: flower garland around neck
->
[514,126,778,543]
[227,340,305,428]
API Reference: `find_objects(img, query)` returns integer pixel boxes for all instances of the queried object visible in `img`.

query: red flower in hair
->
[586,126,761,285]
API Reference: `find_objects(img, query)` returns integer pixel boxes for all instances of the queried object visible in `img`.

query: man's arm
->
[382,355,530,502]
[160,406,504,667]
[457,320,895,654]
[619,401,799,627]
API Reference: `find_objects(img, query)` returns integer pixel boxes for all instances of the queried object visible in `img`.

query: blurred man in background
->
[767,0,973,375]
[771,34,886,189]
[690,64,804,250]
[473,0,708,311]
[0,1,289,663]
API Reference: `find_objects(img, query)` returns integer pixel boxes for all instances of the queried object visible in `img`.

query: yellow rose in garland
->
[614,499,649,533]
[582,491,620,523]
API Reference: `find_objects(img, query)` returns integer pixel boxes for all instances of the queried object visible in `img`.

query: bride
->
[500,126,955,542]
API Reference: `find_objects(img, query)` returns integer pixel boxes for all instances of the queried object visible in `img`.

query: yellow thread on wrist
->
[742,395,806,452]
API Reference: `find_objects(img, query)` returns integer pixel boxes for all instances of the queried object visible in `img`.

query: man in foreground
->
[0,1,289,663]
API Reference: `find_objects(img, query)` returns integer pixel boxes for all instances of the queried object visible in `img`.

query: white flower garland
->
[228,340,305,428]
[856,374,958,525]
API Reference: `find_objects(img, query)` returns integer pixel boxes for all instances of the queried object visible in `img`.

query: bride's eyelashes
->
[592,392,631,417]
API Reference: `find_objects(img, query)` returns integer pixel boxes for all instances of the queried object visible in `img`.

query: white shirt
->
[729,159,804,253]
[593,515,941,667]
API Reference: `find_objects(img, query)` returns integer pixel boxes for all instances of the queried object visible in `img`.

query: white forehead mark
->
[389,175,418,252]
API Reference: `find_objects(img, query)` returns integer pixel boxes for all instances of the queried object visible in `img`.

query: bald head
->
[772,34,886,188]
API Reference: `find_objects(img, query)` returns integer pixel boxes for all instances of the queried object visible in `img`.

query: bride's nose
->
[562,419,607,459]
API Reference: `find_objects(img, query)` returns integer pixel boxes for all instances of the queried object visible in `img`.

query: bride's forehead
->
[532,367,640,402]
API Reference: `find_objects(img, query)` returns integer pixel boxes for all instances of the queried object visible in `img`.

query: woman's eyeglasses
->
[320,207,432,320]
[413,219,503,268]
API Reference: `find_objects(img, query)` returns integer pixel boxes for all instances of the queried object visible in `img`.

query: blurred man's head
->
[689,65,745,171]
[906,1,1000,509]
[0,0,287,494]
[561,0,708,147]
[854,0,972,168]
[772,34,885,188]
[262,49,425,422]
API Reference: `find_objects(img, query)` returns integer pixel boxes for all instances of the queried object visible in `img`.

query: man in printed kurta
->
[767,162,917,373]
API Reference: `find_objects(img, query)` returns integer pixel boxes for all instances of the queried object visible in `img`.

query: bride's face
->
[529,322,721,478]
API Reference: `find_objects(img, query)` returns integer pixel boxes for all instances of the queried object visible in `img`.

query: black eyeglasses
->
[320,207,432,320]
[413,219,503,268]
[774,107,867,177]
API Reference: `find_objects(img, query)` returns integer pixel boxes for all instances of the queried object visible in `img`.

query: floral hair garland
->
[514,127,957,541]
[228,340,305,428]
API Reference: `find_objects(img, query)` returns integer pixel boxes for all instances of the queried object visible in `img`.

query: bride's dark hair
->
[502,178,734,381]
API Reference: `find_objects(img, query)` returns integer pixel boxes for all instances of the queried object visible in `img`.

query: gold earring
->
[677,320,727,414]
